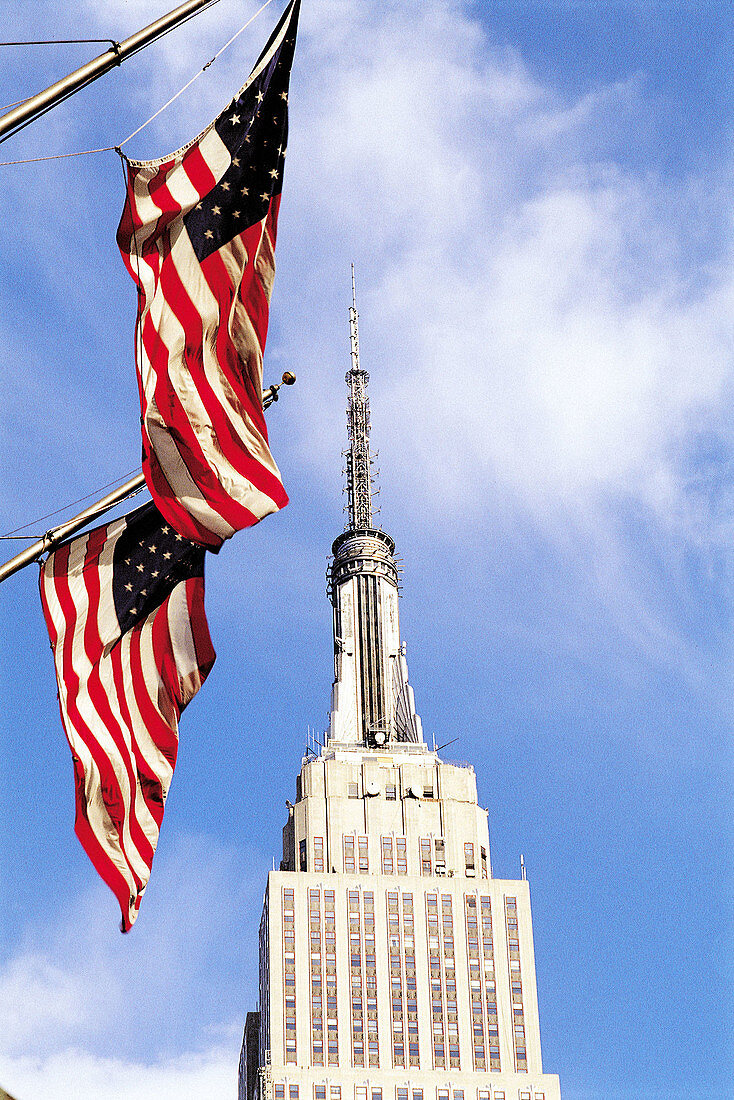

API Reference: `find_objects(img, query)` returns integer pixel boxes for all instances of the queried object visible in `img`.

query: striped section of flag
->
[39,502,215,931]
[117,0,300,548]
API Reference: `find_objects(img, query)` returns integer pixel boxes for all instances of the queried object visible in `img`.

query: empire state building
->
[239,283,562,1100]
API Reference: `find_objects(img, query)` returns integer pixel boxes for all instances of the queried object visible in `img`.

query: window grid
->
[382,836,395,875]
[348,888,364,1066]
[282,887,296,1064]
[420,837,432,876]
[505,896,527,1072]
[309,888,324,1065]
[425,892,446,1068]
[364,891,379,1066]
[442,894,460,1067]
[324,890,339,1064]
[314,836,324,873]
[480,895,500,1070]
[344,835,356,874]
[359,835,369,873]
[465,894,488,1071]
[396,837,408,876]
[403,893,419,1065]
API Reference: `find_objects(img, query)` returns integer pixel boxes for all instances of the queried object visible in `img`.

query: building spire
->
[345,265,374,531]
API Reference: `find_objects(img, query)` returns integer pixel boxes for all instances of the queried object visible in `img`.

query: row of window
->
[283,888,297,1063]
[301,835,488,877]
[273,1089,546,1100]
[505,896,527,1073]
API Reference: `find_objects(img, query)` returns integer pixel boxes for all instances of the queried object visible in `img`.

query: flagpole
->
[0,474,147,584]
[0,373,296,583]
[0,0,220,145]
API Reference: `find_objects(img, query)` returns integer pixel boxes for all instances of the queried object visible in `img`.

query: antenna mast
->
[345,266,374,531]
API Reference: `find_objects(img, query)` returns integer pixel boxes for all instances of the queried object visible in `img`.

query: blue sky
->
[0,0,732,1097]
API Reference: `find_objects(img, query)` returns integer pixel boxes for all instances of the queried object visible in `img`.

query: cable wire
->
[1,469,143,537]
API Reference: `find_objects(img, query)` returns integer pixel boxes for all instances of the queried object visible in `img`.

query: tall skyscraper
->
[239,280,562,1100]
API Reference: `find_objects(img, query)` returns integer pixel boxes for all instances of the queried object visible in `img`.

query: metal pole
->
[0,473,146,584]
[0,0,218,144]
[0,373,296,583]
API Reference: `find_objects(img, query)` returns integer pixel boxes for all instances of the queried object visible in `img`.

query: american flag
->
[117,0,300,548]
[39,501,216,931]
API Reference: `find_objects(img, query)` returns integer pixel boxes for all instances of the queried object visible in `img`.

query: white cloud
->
[0,834,265,1060]
[0,1044,238,1100]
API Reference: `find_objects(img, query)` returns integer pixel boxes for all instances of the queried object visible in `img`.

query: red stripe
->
[181,141,218,198]
[139,309,263,532]
[158,239,288,506]
[45,540,144,922]
[184,576,216,704]
[109,638,165,830]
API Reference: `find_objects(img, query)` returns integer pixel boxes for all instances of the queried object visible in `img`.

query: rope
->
[118,0,274,148]
[0,0,276,166]
[1,468,142,537]
[0,146,115,166]
[0,39,120,47]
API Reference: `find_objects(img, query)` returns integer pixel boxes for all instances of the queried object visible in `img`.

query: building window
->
[315,1089,326,1100]
[330,1090,341,1100]
[299,838,307,871]
[464,842,475,874]
[314,836,324,872]
[275,1088,285,1100]
[396,837,408,875]
[423,784,434,799]
[420,838,432,875]
[289,1088,299,1100]
[386,783,397,800]
[358,835,369,873]
[480,846,487,878]
[381,836,394,874]
[344,836,356,873]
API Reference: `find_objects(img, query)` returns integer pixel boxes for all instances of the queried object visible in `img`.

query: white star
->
[229,113,241,125]
[163,552,172,560]
[241,187,249,196]
[138,540,145,547]
[136,563,145,573]
[124,583,133,592]
[148,544,157,553]
[280,91,288,101]
[231,157,240,168]
[195,202,202,210]
[233,210,241,218]
[256,91,264,102]
[140,589,147,597]
[269,168,279,179]
[161,526,169,534]
[260,192,270,202]
[124,557,131,565]
[175,534,183,541]
[212,205,221,216]
[221,181,230,191]
[204,229,214,239]
[130,607,138,616]
[151,570,160,578]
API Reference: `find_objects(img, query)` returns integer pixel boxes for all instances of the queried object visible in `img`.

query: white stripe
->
[167,582,204,707]
[117,623,175,798]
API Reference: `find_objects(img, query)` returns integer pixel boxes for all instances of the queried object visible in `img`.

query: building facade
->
[239,286,562,1100]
